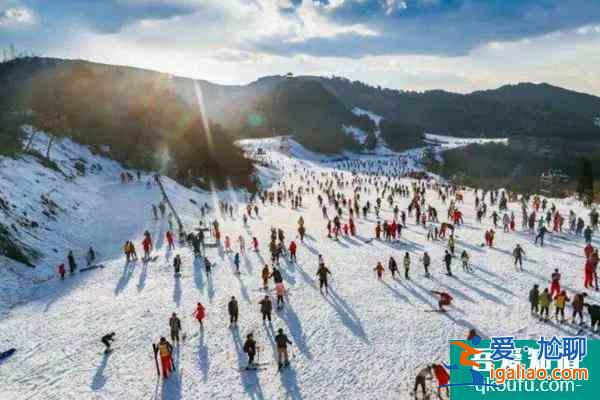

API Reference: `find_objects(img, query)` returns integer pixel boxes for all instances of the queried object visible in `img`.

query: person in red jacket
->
[550,269,561,297]
[585,258,595,289]
[432,290,453,312]
[58,263,66,280]
[433,363,450,398]
[192,302,206,328]
[166,230,175,250]
[288,241,297,263]
[142,233,153,260]
[584,243,594,259]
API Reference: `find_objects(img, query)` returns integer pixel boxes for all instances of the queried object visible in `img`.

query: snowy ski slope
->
[0,134,597,400]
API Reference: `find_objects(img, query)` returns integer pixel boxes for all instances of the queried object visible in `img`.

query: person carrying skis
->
[413,365,433,399]
[443,250,453,276]
[529,284,539,315]
[101,332,115,354]
[228,296,239,327]
[316,263,332,295]
[374,262,385,280]
[431,291,453,312]
[193,302,206,328]
[173,254,182,276]
[259,295,273,323]
[243,333,258,369]
[403,252,411,279]
[157,337,174,378]
[169,313,182,345]
[513,244,525,271]
[275,328,293,370]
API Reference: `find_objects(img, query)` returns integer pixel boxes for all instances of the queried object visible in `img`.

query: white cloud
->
[0,6,36,27]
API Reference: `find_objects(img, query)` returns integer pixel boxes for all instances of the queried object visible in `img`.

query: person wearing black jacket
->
[228,296,239,327]
[443,250,452,276]
[243,333,257,369]
[275,328,292,369]
[388,257,398,279]
[259,295,273,322]
[101,332,115,353]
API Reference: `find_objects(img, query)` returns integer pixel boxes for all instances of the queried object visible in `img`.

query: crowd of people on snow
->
[49,156,600,397]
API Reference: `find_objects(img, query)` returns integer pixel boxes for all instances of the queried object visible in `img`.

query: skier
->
[403,252,411,279]
[460,250,472,272]
[422,252,431,278]
[374,262,385,280]
[316,262,332,295]
[166,231,175,250]
[101,332,115,354]
[58,263,66,280]
[571,293,587,325]
[431,290,453,312]
[275,328,293,370]
[554,290,569,323]
[233,252,241,274]
[259,295,273,323]
[585,303,600,332]
[535,225,547,246]
[289,241,297,263]
[172,254,182,276]
[169,313,182,345]
[443,250,453,276]
[142,233,153,261]
[68,250,77,274]
[513,244,525,271]
[388,256,398,279]
[243,333,258,369]
[539,288,551,321]
[261,265,270,290]
[275,282,286,310]
[550,269,561,297]
[529,284,539,315]
[432,363,450,399]
[192,302,206,328]
[413,364,433,399]
[228,296,239,327]
[86,247,96,266]
[157,337,174,378]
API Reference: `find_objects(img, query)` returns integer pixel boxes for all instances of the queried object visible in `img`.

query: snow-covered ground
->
[424,133,508,150]
[1,134,597,400]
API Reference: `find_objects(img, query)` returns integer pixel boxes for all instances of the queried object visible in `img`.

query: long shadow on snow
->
[161,370,182,400]
[280,366,303,400]
[450,274,507,306]
[137,261,148,292]
[325,288,369,343]
[193,257,205,292]
[277,301,313,360]
[196,330,210,382]
[236,273,251,304]
[173,276,182,306]
[231,328,265,400]
[381,280,411,304]
[90,352,111,391]
[114,261,135,296]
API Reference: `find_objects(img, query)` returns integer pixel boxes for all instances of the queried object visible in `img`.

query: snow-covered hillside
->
[0,135,598,400]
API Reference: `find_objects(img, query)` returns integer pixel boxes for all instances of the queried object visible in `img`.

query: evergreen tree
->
[577,157,594,201]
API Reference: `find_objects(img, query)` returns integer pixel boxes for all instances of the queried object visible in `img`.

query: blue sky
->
[2,0,600,94]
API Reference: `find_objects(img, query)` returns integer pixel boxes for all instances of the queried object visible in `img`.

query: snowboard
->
[0,348,16,360]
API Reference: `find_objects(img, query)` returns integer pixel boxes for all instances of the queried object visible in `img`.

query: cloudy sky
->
[2,0,600,94]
